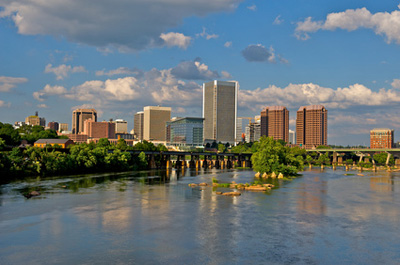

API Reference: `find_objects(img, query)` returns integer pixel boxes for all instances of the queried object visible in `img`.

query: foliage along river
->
[1,168,400,264]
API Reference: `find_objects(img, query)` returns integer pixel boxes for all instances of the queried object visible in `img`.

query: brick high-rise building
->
[48,121,59,131]
[260,106,289,142]
[72,108,97,134]
[83,119,115,139]
[143,106,171,141]
[370,128,394,149]
[134,111,144,140]
[296,105,327,149]
[203,80,238,144]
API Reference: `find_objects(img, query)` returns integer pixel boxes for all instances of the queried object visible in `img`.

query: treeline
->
[0,137,170,182]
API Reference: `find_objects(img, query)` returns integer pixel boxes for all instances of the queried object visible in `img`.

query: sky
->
[1,0,400,146]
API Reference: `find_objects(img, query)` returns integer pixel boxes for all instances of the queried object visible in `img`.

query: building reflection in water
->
[370,176,394,192]
[297,176,327,216]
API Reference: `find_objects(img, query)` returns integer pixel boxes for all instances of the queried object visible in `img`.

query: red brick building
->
[370,128,394,149]
[260,106,289,142]
[296,105,327,149]
[84,119,116,139]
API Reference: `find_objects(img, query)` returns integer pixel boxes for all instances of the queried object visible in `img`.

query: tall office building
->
[134,111,144,140]
[113,119,128,134]
[143,106,171,141]
[370,128,393,149]
[48,121,59,131]
[245,122,261,143]
[72,108,97,134]
[260,106,289,142]
[296,105,327,148]
[59,123,69,132]
[166,117,204,147]
[203,80,238,144]
[289,130,296,145]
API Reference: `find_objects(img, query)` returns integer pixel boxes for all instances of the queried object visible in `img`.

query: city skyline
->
[1,1,400,145]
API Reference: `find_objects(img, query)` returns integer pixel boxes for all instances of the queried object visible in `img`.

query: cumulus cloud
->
[33,84,67,101]
[239,82,400,112]
[96,67,143,77]
[170,59,222,80]
[224,41,232,48]
[221,71,232,79]
[0,76,28,92]
[44,64,87,80]
[0,100,11,107]
[160,32,192,49]
[241,44,288,64]
[273,15,283,25]
[391,79,400,89]
[196,27,219,40]
[0,0,242,51]
[295,6,400,43]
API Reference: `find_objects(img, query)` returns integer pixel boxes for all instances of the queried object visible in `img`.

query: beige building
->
[72,108,97,134]
[113,119,128,134]
[84,119,115,139]
[59,123,69,132]
[143,106,171,141]
[260,106,289,143]
[296,105,327,149]
[203,80,238,144]
[25,112,46,127]
[134,111,144,140]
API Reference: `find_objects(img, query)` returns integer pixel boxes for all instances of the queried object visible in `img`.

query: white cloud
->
[37,104,48,108]
[273,15,283,25]
[224,41,232,48]
[238,82,400,112]
[0,0,242,51]
[247,5,256,11]
[295,6,400,44]
[160,32,192,49]
[221,71,232,79]
[391,79,400,89]
[33,84,67,101]
[44,64,87,80]
[196,27,219,40]
[0,76,28,92]
[0,100,11,107]
[96,67,142,77]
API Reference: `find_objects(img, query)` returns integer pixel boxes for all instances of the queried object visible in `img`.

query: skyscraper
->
[370,128,394,149]
[143,106,171,141]
[289,129,296,145]
[72,108,97,134]
[296,105,327,148]
[260,106,289,142]
[203,80,238,144]
[134,111,144,140]
[113,119,128,134]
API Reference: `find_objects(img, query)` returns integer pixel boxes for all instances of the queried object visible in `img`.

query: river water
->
[1,168,400,265]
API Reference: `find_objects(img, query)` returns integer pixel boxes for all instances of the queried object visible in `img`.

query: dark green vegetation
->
[251,136,305,176]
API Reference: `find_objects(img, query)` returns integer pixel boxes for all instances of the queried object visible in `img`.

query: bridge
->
[128,150,253,169]
[306,148,400,165]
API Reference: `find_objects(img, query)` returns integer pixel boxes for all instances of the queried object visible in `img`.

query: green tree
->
[373,152,395,165]
[116,138,128,150]
[305,155,313,165]
[218,143,226,153]
[97,138,111,148]
[0,137,5,150]
[0,122,21,146]
[251,136,303,176]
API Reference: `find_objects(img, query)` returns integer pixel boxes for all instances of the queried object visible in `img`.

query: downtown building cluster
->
[13,80,396,149]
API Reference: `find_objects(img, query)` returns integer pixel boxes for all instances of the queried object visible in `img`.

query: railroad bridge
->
[129,151,253,170]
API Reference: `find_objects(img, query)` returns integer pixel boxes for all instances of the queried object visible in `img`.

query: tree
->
[218,143,226,153]
[97,138,111,148]
[0,137,5,151]
[373,152,394,165]
[0,122,21,146]
[251,136,303,176]
[116,138,128,150]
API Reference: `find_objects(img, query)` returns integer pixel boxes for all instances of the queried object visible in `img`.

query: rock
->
[277,173,284,179]
[216,191,223,195]
[189,183,198,187]
[357,174,364,176]
[262,173,268,178]
[24,190,41,199]
[198,183,208,186]
[231,181,236,184]
[255,172,261,178]
[222,192,241,196]
[212,183,219,187]
[271,172,277,178]
[245,186,268,191]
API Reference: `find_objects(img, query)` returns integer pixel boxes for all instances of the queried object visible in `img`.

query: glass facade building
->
[166,117,204,147]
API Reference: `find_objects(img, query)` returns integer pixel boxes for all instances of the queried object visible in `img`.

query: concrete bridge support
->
[386,152,392,165]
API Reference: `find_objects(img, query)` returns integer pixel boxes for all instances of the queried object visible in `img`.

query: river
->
[1,168,400,264]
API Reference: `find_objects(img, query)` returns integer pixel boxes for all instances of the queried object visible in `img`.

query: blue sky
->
[1,0,400,145]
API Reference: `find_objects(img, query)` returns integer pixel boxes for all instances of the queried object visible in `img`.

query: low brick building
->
[34,139,74,148]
